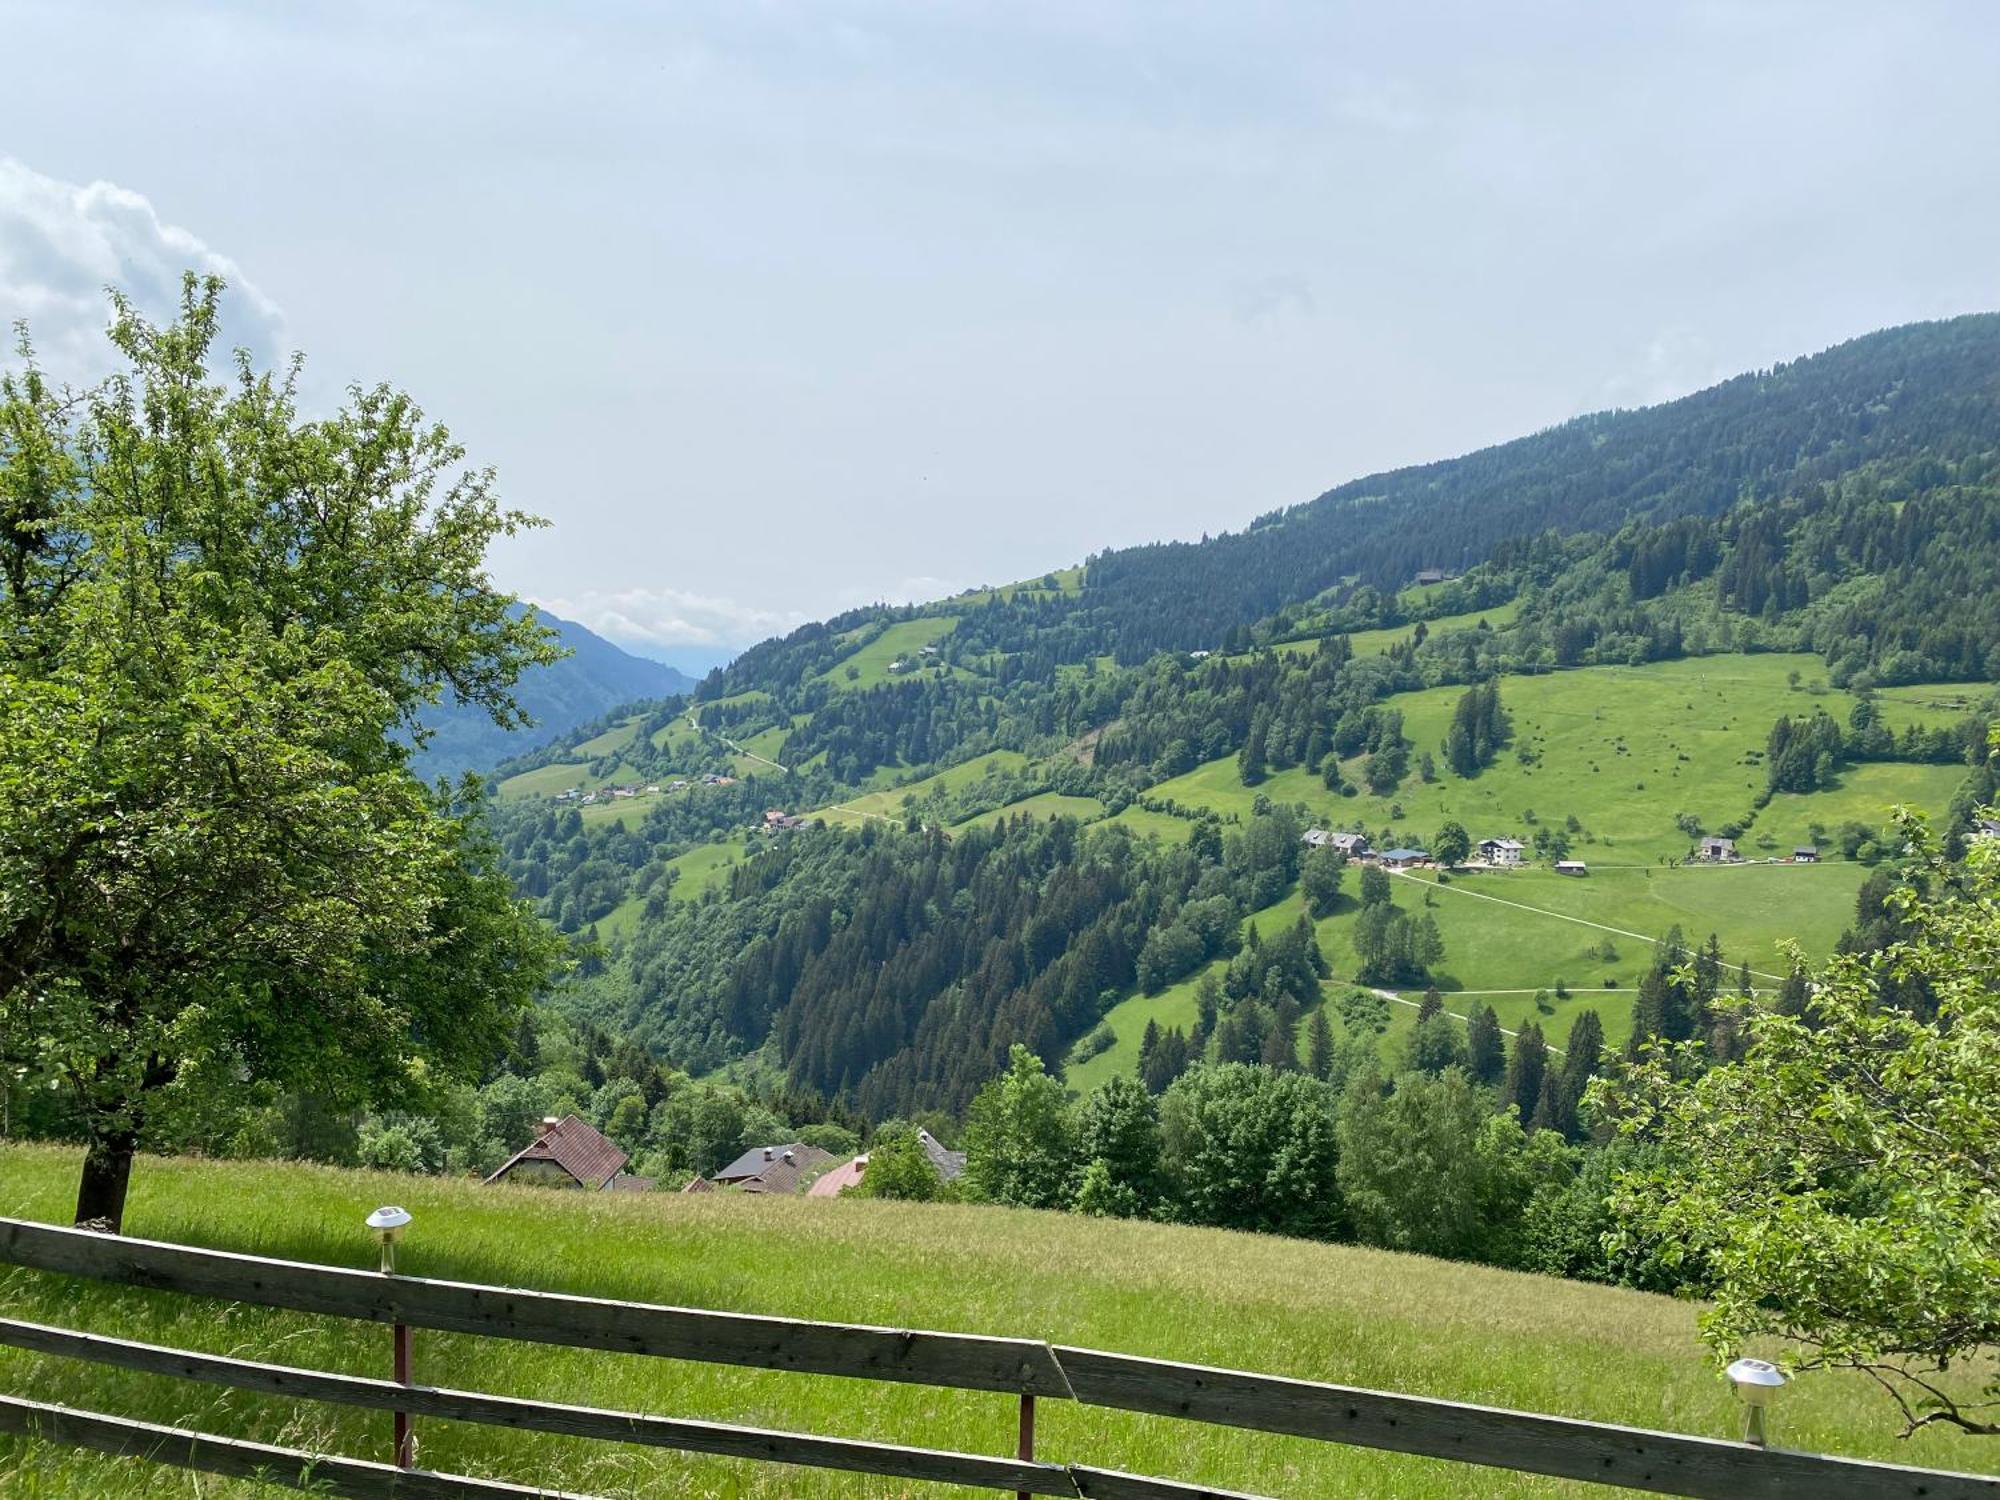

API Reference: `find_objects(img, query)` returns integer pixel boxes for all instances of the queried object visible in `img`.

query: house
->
[1555,860,1588,876]
[919,644,940,656]
[806,1154,868,1198]
[1188,649,1212,661]
[1698,836,1738,862]
[1301,828,1333,848]
[763,809,808,833]
[710,1142,838,1195]
[484,1115,648,1192]
[1302,829,1370,857]
[807,1129,965,1199]
[1378,847,1429,870]
[1415,568,1448,586]
[1477,837,1526,865]
[1793,846,1819,863]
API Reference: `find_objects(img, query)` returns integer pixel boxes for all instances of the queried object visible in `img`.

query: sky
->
[3,2,1997,670]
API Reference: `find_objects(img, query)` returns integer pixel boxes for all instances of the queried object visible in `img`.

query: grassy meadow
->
[1145,654,1967,863]
[2,1145,1993,1499]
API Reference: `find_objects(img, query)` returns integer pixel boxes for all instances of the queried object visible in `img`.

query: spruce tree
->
[1504,1022,1548,1124]
[1466,1005,1505,1086]
[1306,1007,1335,1080]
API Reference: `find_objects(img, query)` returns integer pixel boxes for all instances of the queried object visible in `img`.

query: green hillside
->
[2,1144,1993,1498]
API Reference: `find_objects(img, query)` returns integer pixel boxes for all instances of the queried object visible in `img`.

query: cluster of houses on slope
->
[480,1114,967,1200]
[763,808,811,833]
[885,644,945,676]
[1694,836,1821,864]
[549,773,737,808]
[1300,828,1566,872]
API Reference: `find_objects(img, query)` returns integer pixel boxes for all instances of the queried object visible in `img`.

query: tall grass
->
[0,1144,1992,1497]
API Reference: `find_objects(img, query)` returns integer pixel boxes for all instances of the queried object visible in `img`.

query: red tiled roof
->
[806,1155,868,1197]
[483,1114,629,1189]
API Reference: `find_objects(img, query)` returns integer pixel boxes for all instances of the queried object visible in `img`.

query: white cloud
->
[0,158,285,380]
[530,585,812,652]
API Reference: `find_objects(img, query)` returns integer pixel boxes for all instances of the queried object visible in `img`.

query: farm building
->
[711,1142,838,1195]
[1304,830,1370,857]
[1477,837,1525,865]
[1555,860,1588,876]
[1793,846,1819,863]
[1378,847,1429,870]
[1698,836,1738,862]
[484,1115,650,1193]
[1414,568,1449,586]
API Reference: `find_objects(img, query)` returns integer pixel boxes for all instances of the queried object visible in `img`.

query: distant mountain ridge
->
[414,611,692,781]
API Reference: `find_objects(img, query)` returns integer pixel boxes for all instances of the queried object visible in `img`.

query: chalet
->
[763,809,808,832]
[1793,846,1819,863]
[1301,828,1333,849]
[484,1115,650,1192]
[1478,837,1526,866]
[1378,847,1429,870]
[1302,829,1370,857]
[1415,568,1449,586]
[1555,860,1588,876]
[711,1142,838,1195]
[1698,836,1738,863]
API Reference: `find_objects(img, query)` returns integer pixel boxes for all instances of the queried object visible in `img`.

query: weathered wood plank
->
[0,1216,1071,1397]
[1068,1466,1273,1499]
[1055,1346,2000,1500]
[0,1394,594,1499]
[0,1316,1077,1495]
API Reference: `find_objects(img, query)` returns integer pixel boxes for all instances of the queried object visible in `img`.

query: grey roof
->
[1379,847,1429,861]
[917,1128,966,1182]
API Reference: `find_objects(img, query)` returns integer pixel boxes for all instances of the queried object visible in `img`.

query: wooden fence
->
[0,1215,1994,1499]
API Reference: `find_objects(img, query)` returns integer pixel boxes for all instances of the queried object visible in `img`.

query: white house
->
[1478,837,1526,866]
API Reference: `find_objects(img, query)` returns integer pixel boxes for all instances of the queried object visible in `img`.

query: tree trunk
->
[74,1130,136,1233]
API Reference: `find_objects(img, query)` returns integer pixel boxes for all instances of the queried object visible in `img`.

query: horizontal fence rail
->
[0,1317,1074,1496]
[2,1215,1996,1500]
[0,1394,598,1500]
[0,1217,1071,1399]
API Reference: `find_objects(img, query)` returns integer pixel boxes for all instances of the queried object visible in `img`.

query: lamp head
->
[365,1206,413,1272]
[1726,1357,1786,1408]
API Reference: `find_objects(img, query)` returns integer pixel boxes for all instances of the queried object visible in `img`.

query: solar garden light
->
[365,1205,413,1274]
[1726,1357,1787,1447]
[365,1206,418,1468]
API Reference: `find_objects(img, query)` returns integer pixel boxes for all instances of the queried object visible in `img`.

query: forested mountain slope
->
[484,315,2000,1119]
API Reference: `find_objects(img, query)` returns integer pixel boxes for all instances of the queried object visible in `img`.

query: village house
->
[1302,829,1370,858]
[1793,846,1819,863]
[483,1115,651,1192]
[708,1142,838,1195]
[1698,836,1738,862]
[808,1129,966,1198]
[1477,837,1526,865]
[1378,847,1430,870]
[763,809,808,833]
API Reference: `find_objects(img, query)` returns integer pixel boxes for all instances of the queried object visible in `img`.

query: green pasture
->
[5,1147,1988,1498]
[1144,655,1971,862]
[815,617,962,691]
[952,791,1106,832]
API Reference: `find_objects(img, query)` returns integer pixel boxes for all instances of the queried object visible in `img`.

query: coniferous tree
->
[1306,1007,1335,1080]
[1466,1005,1506,1086]
[1504,1022,1548,1125]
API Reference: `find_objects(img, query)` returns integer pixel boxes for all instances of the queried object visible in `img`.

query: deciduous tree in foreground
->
[1601,804,1999,1436]
[0,279,565,1232]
